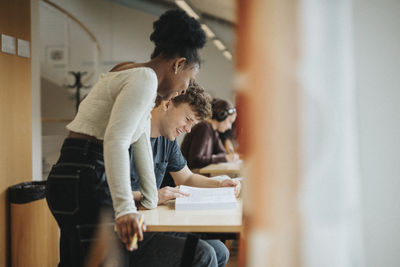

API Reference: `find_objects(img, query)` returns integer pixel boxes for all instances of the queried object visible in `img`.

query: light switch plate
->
[1,34,15,55]
[17,39,30,58]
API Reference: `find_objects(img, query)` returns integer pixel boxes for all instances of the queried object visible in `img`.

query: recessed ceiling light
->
[175,0,200,20]
[213,39,226,51]
[201,24,215,39]
[222,50,232,60]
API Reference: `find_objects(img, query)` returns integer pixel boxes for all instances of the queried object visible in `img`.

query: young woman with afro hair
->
[46,10,206,266]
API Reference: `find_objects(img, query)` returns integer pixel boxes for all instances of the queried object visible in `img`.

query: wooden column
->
[0,0,32,266]
[236,0,300,266]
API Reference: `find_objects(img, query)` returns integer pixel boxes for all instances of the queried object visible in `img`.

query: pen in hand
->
[114,215,145,251]
[129,216,144,251]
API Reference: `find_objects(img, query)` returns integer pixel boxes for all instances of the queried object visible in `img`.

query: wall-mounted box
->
[1,34,16,55]
[17,39,30,58]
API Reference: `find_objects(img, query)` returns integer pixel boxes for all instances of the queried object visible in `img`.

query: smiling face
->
[159,102,199,141]
[158,60,200,101]
[216,113,237,133]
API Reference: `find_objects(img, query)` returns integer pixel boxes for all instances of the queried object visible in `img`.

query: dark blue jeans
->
[46,138,229,267]
[46,138,129,267]
[130,232,229,267]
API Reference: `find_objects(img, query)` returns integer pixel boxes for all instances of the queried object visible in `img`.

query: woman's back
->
[67,67,157,142]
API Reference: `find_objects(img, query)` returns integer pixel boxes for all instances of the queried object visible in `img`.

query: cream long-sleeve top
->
[67,67,159,219]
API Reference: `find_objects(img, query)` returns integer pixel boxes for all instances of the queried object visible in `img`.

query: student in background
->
[219,121,237,155]
[181,98,239,169]
[46,10,206,266]
[130,84,240,267]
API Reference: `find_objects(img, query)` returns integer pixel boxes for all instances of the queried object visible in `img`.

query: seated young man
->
[129,84,240,267]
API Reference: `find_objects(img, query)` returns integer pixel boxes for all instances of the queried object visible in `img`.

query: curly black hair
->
[150,9,206,66]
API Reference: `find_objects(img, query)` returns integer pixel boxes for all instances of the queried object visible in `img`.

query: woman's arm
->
[132,127,158,209]
[104,69,158,219]
[212,134,228,163]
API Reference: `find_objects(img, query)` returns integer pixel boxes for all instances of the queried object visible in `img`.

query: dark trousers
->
[129,232,228,267]
[46,138,128,267]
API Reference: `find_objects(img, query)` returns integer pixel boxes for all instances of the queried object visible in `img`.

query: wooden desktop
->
[138,200,242,233]
[198,162,242,177]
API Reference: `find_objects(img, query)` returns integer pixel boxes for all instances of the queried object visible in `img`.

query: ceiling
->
[107,0,236,52]
[190,0,236,24]
[107,0,235,24]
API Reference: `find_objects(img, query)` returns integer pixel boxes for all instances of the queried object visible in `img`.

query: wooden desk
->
[138,200,242,233]
[138,200,242,265]
[198,162,242,177]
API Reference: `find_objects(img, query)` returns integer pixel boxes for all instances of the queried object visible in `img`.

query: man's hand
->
[220,179,241,197]
[115,213,146,251]
[157,186,190,205]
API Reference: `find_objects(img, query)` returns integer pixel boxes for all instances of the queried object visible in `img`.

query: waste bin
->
[9,181,59,267]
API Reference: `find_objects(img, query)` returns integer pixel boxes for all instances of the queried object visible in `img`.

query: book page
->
[210,175,231,182]
[176,185,237,210]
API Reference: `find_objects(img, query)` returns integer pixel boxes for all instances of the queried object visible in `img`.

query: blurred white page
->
[176,185,237,211]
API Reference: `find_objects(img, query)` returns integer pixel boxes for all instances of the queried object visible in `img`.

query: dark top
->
[130,137,186,190]
[180,121,227,169]
[219,121,236,144]
[219,129,233,144]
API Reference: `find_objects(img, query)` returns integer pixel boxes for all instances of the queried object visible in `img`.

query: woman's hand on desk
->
[220,179,241,197]
[225,153,240,162]
[157,186,190,205]
[115,213,146,251]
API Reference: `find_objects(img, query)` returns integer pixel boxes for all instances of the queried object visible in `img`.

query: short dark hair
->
[155,83,212,120]
[150,10,206,66]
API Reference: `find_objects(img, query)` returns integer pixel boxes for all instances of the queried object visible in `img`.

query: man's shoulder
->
[153,136,178,149]
[153,136,185,169]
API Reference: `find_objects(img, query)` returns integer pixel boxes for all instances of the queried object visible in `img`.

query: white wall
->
[31,0,42,180]
[354,1,400,266]
[40,0,234,175]
[41,0,233,99]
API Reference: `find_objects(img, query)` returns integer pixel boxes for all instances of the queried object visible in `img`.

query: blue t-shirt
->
[130,137,186,190]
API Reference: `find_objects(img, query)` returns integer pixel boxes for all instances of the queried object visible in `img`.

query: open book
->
[175,185,238,211]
